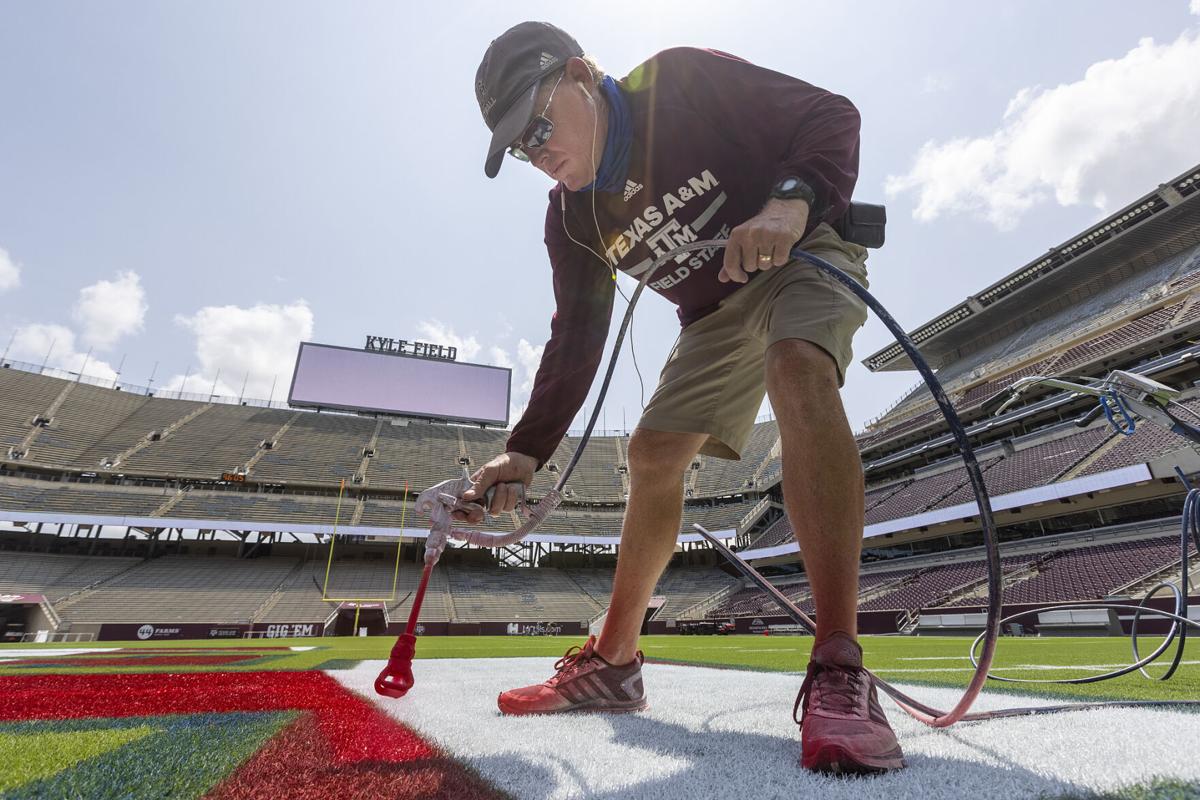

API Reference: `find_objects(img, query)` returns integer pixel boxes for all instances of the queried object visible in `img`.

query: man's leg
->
[767,337,903,773]
[498,427,707,715]
[765,338,863,641]
[595,427,707,665]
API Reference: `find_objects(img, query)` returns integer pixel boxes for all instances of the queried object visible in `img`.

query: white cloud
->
[886,30,1200,230]
[6,323,118,382]
[416,320,546,426]
[164,301,313,400]
[509,338,544,422]
[514,339,543,396]
[489,346,514,369]
[72,271,147,350]
[920,73,953,95]
[416,319,481,361]
[1192,0,1200,15]
[0,247,20,293]
[484,338,545,426]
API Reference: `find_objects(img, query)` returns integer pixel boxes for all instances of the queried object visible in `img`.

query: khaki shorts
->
[638,222,869,460]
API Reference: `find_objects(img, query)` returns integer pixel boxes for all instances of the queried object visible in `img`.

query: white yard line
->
[0,647,118,661]
[335,657,1200,800]
[735,648,792,652]
[1007,660,1200,671]
[880,658,1200,672]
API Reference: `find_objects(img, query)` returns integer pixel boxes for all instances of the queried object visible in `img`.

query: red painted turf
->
[205,711,506,800]
[0,671,430,763]
[0,670,508,799]
[99,646,295,652]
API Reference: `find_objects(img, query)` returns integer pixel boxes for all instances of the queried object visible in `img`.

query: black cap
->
[475,22,584,178]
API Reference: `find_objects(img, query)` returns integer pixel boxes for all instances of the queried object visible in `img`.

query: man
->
[465,21,904,774]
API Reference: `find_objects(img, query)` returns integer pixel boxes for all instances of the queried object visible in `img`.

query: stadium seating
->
[857,243,1200,447]
[864,459,1001,523]
[116,405,288,476]
[996,536,1196,606]
[65,394,201,470]
[704,532,1191,619]
[692,421,780,497]
[0,551,140,602]
[932,426,1114,508]
[857,555,1036,611]
[357,498,417,530]
[53,555,296,623]
[0,478,172,517]
[168,490,343,526]
[26,382,147,467]
[443,564,603,622]
[650,567,740,621]
[368,422,465,492]
[1079,398,1200,477]
[743,515,794,550]
[253,412,377,485]
[0,369,69,455]
[260,556,453,624]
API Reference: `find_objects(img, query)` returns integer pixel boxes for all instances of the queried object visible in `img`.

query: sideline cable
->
[377,238,1200,726]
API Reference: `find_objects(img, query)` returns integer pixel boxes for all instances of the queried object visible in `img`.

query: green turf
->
[0,724,155,792]
[2,634,1197,704]
[1052,778,1200,799]
[0,712,296,799]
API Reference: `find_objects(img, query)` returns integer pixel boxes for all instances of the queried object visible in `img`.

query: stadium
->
[3,162,1200,797]
[7,3,1200,796]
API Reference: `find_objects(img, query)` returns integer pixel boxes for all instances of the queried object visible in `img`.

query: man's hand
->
[720,198,810,284]
[456,451,538,523]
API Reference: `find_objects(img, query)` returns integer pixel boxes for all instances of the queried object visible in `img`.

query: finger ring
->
[758,253,772,262]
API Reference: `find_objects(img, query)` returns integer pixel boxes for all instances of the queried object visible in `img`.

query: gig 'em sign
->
[364,336,456,361]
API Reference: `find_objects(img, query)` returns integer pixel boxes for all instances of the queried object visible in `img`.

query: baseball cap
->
[475,22,584,178]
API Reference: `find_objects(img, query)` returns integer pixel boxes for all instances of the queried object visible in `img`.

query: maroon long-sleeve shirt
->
[506,47,861,466]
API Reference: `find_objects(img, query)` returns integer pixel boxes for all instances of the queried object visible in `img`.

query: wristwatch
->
[770,176,818,208]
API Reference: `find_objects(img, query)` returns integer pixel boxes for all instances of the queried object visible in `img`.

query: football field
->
[1,634,1198,799]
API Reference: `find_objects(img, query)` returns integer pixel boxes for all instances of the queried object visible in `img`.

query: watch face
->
[779,177,800,192]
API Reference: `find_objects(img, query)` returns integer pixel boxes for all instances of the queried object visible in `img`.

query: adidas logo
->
[539,52,557,69]
[623,180,644,202]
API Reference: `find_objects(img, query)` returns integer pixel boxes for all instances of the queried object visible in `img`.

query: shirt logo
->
[623,179,644,202]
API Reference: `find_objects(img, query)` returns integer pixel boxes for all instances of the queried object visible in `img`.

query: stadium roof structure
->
[864,162,1200,373]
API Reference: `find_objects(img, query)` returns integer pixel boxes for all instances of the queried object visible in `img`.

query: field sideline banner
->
[98,623,250,641]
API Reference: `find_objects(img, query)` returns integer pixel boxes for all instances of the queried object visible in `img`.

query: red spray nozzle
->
[374,632,417,698]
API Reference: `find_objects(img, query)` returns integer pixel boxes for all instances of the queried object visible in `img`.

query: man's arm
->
[663,47,860,224]
[505,189,616,468]
[656,47,860,283]
[460,191,615,520]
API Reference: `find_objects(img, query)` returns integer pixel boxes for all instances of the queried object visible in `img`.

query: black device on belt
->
[834,202,886,249]
[770,176,886,249]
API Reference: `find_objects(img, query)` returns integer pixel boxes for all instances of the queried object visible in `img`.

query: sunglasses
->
[508,71,565,162]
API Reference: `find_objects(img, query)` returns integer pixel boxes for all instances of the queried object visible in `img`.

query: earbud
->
[579,63,595,102]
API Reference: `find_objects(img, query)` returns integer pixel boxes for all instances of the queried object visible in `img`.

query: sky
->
[2,1,1200,441]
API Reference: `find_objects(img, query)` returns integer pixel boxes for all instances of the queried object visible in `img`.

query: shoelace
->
[549,643,593,685]
[793,663,866,727]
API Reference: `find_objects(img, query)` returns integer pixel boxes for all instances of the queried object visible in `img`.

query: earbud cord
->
[558,75,648,412]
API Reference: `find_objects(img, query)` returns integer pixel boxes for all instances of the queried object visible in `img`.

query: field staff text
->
[364,336,458,361]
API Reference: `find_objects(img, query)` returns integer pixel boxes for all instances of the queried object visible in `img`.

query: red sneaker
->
[498,635,647,716]
[795,632,906,774]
